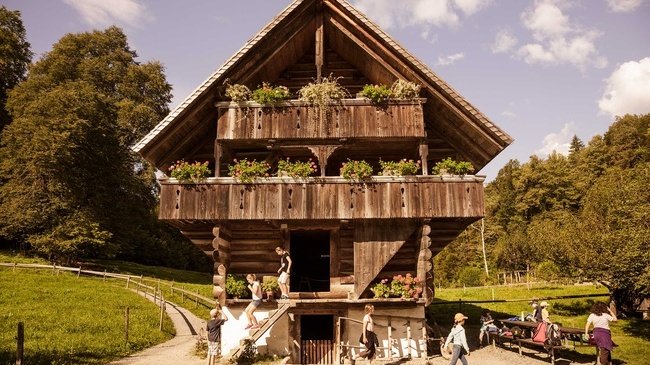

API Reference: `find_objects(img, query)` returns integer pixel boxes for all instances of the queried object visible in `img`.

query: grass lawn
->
[429,284,650,365]
[0,267,175,365]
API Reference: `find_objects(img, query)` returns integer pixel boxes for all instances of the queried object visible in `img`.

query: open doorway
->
[300,315,334,364]
[290,230,330,292]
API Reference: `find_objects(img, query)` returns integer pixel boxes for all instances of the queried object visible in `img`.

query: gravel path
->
[109,294,206,365]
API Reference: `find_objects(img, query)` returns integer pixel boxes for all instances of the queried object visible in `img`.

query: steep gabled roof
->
[134,0,512,170]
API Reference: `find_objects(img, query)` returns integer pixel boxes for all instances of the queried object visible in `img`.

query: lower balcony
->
[159,175,484,221]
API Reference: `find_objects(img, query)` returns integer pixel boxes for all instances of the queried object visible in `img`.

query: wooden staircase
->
[228,301,295,360]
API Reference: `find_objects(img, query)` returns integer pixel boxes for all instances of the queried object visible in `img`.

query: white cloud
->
[352,0,492,40]
[513,0,607,71]
[492,30,518,54]
[436,52,465,66]
[63,0,151,28]
[536,122,576,156]
[501,102,517,118]
[599,57,650,117]
[606,0,646,12]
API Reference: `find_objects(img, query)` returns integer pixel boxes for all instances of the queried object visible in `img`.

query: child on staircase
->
[245,274,262,329]
[275,246,292,300]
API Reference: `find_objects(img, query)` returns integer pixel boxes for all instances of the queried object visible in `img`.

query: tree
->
[0,6,32,131]
[0,26,181,263]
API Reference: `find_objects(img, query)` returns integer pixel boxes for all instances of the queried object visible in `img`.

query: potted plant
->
[379,159,420,176]
[390,79,421,100]
[298,75,349,108]
[225,83,251,102]
[251,82,291,105]
[276,158,318,178]
[360,84,392,104]
[227,158,271,183]
[168,160,212,182]
[262,276,280,300]
[340,159,373,182]
[431,157,475,176]
[370,279,391,298]
[226,274,248,299]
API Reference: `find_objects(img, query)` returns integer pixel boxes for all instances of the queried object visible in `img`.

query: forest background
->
[1,6,647,313]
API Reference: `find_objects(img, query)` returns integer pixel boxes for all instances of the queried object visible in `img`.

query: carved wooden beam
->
[416,220,434,305]
[308,145,340,177]
[315,2,324,81]
[212,225,232,306]
[419,142,429,176]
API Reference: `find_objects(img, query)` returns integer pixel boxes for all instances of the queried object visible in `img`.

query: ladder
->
[228,301,294,360]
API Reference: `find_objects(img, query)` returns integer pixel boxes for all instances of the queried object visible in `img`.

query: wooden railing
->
[216,98,426,141]
[159,176,484,221]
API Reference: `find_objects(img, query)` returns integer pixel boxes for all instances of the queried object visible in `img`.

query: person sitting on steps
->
[275,246,292,300]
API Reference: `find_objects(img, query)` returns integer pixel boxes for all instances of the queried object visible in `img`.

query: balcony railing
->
[215,98,426,141]
[159,175,484,221]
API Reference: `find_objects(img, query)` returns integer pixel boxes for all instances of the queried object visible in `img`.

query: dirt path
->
[424,344,593,365]
[109,294,206,365]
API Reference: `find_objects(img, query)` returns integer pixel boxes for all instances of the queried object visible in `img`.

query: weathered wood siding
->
[216,99,425,141]
[159,177,484,221]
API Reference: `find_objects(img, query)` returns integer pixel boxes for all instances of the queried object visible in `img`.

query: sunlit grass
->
[0,268,174,365]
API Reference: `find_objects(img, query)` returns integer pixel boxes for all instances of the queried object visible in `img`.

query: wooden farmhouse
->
[134,0,512,363]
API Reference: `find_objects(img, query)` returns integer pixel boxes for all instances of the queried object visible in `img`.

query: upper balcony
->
[215,98,426,142]
[158,175,484,222]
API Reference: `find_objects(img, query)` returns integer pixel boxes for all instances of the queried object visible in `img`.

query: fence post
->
[77,266,81,279]
[52,264,56,275]
[181,286,185,302]
[492,288,495,301]
[125,307,130,345]
[458,299,462,313]
[16,322,24,365]
[126,276,130,289]
[103,270,107,282]
[195,290,199,308]
[159,295,165,331]
[13,262,16,273]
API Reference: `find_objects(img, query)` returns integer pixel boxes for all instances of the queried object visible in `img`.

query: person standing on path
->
[275,246,292,299]
[245,274,262,329]
[585,301,617,365]
[444,313,470,365]
[206,308,227,365]
[354,304,378,365]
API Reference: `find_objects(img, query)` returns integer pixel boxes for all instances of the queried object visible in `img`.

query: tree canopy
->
[0,26,210,270]
[0,6,32,131]
[436,114,650,313]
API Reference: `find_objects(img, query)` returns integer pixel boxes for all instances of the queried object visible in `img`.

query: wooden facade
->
[135,0,511,363]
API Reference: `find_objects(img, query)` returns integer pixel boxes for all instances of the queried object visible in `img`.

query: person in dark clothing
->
[275,246,292,299]
[354,304,379,365]
[206,308,227,365]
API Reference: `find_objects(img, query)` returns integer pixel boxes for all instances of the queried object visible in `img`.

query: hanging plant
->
[390,79,421,100]
[298,75,349,110]
[225,83,251,102]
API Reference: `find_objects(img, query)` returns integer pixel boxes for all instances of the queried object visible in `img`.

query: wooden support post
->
[181,285,185,302]
[214,142,223,177]
[419,143,429,175]
[336,317,341,364]
[16,322,24,365]
[52,264,55,275]
[387,317,393,360]
[77,266,81,279]
[103,269,106,282]
[406,320,412,359]
[159,295,165,331]
[126,276,130,289]
[421,320,428,358]
[315,1,324,81]
[125,307,130,344]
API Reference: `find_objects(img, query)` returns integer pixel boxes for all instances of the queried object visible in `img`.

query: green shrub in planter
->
[379,159,420,176]
[251,82,291,104]
[225,83,251,102]
[168,160,211,182]
[276,158,318,178]
[228,158,271,183]
[390,79,421,99]
[431,157,475,175]
[298,75,349,109]
[340,159,373,181]
[226,274,249,299]
[360,84,392,104]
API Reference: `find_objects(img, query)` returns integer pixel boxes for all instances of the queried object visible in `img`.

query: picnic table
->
[488,320,594,365]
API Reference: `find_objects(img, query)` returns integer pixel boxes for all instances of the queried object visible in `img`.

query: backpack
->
[544,323,562,347]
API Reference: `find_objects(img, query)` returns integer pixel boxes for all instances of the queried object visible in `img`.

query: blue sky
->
[4,0,650,179]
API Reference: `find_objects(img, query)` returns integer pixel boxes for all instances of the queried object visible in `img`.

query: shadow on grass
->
[622,317,650,342]
[553,299,597,316]
[0,349,116,365]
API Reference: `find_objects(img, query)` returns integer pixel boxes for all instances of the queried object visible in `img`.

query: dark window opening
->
[301,315,334,340]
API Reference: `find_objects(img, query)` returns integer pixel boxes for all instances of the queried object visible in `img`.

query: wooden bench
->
[515,338,564,365]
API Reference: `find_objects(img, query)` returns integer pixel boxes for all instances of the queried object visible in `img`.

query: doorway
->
[290,230,330,292]
[300,315,334,364]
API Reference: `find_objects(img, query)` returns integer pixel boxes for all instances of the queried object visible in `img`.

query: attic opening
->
[290,230,330,292]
